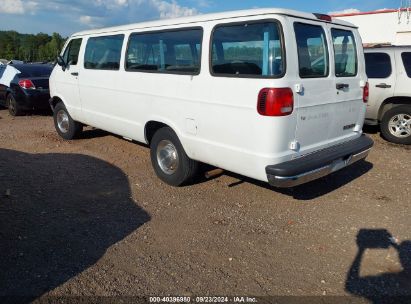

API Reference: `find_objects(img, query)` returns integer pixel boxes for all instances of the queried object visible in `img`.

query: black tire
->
[150,127,198,186]
[7,94,23,116]
[53,102,83,140]
[380,105,411,145]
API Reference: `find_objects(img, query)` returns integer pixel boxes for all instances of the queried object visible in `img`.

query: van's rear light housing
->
[313,13,332,22]
[257,88,294,116]
[18,79,36,90]
[363,82,369,103]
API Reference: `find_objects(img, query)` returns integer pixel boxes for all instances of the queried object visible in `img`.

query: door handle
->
[71,72,79,76]
[376,83,392,89]
[336,83,349,90]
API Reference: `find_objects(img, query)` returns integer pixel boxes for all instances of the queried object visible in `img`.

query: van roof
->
[72,8,356,37]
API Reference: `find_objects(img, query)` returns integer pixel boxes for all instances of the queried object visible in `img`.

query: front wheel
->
[53,102,83,140]
[380,105,411,145]
[7,94,23,116]
[150,127,198,186]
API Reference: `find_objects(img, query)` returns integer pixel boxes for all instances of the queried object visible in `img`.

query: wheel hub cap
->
[388,113,411,138]
[56,110,70,133]
[156,140,179,175]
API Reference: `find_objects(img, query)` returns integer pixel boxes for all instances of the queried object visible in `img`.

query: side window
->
[294,23,329,78]
[84,35,124,70]
[126,28,203,74]
[331,29,358,77]
[174,44,195,66]
[365,53,392,78]
[62,38,82,66]
[211,22,284,77]
[401,52,411,78]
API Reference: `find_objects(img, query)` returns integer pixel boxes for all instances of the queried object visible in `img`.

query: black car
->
[0,64,53,116]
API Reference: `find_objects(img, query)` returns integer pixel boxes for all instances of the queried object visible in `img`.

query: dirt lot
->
[0,109,410,302]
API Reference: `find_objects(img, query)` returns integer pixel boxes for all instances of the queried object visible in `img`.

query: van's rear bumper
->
[266,135,374,188]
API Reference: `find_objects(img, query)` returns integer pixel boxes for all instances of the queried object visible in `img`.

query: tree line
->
[0,31,66,62]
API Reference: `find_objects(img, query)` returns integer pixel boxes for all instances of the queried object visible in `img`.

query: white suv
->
[364,46,411,145]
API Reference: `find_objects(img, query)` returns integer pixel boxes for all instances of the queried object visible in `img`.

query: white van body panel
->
[49,8,370,184]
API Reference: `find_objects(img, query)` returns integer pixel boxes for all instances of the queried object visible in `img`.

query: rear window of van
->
[211,21,284,78]
[331,29,357,77]
[294,23,329,78]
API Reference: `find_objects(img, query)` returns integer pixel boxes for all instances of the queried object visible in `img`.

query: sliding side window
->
[126,28,203,75]
[84,35,124,70]
[211,21,284,77]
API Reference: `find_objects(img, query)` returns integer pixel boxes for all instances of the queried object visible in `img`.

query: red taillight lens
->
[257,88,294,116]
[18,79,36,90]
[363,82,369,103]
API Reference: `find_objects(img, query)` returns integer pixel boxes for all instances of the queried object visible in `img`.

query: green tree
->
[0,30,67,62]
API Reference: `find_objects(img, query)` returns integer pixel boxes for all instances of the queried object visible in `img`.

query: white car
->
[49,8,373,188]
[364,46,411,145]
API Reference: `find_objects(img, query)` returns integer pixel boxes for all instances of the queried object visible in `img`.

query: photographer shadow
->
[0,148,150,302]
[346,229,411,303]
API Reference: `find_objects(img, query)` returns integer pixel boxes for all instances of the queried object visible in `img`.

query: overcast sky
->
[0,0,398,36]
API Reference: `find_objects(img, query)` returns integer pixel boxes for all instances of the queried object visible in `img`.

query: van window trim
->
[124,26,204,76]
[293,21,330,79]
[365,52,392,79]
[331,27,358,78]
[83,34,125,71]
[209,19,287,79]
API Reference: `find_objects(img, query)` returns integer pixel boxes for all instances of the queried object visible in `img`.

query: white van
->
[49,8,373,188]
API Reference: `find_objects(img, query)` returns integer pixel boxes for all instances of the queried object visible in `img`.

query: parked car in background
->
[364,46,411,145]
[49,8,373,188]
[0,64,53,116]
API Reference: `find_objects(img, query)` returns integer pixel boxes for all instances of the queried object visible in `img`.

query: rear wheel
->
[150,127,198,186]
[7,94,23,116]
[380,105,411,145]
[53,102,83,140]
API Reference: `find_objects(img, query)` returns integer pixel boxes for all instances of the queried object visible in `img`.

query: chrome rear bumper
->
[266,135,374,188]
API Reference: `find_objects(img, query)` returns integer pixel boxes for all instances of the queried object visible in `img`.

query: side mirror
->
[57,55,66,71]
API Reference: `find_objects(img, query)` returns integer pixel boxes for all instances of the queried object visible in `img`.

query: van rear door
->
[329,26,365,136]
[292,20,366,153]
[292,20,335,152]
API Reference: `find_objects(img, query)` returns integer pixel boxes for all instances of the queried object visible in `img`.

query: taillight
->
[363,82,369,103]
[18,79,36,90]
[257,88,294,116]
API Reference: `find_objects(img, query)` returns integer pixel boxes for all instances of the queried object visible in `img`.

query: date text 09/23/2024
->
[149,296,257,303]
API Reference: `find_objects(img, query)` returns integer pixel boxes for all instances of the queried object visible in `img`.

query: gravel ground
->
[0,109,410,303]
